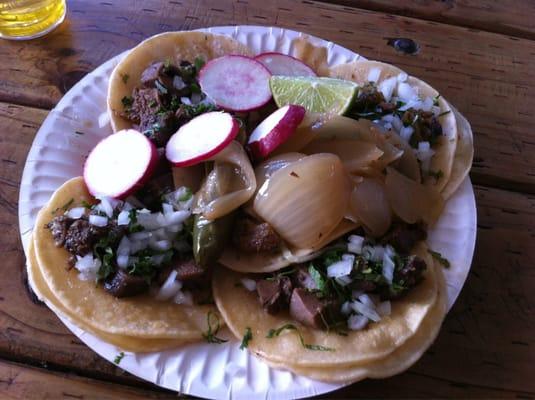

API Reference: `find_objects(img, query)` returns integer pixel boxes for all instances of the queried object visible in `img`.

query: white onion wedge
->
[348,178,392,237]
[254,153,350,249]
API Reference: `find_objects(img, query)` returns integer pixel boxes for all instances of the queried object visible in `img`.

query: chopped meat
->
[255,276,292,314]
[292,265,318,290]
[142,111,178,146]
[63,218,107,256]
[175,258,205,282]
[104,269,149,297]
[352,83,386,112]
[47,215,72,247]
[382,223,427,255]
[233,217,281,253]
[127,87,163,126]
[350,279,377,293]
[135,171,174,209]
[378,101,397,112]
[289,288,342,329]
[140,62,175,91]
[402,109,443,147]
[396,255,426,288]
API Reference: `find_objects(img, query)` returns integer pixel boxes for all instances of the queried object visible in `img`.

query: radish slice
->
[247,105,306,160]
[84,129,158,199]
[199,55,272,112]
[165,111,239,167]
[255,52,316,77]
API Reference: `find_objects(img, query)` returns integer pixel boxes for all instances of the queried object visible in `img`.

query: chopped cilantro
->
[194,57,205,72]
[97,247,115,281]
[190,82,201,94]
[52,198,74,214]
[120,73,129,84]
[149,100,158,108]
[240,327,253,350]
[266,323,334,352]
[81,200,93,209]
[428,250,450,268]
[164,58,172,69]
[308,264,326,293]
[202,311,228,344]
[127,209,143,233]
[266,268,295,281]
[121,96,133,108]
[178,187,193,202]
[114,351,125,364]
[428,170,444,180]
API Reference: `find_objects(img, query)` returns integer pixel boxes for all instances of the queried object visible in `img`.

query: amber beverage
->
[0,0,66,40]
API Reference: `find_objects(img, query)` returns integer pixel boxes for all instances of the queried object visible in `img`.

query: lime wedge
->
[270,76,358,115]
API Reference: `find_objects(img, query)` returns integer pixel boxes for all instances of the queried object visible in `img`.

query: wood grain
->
[0,102,533,397]
[0,0,533,192]
[0,359,176,399]
[321,0,535,40]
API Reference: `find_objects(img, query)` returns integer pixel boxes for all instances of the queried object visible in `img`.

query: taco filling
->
[119,59,216,147]
[244,222,427,331]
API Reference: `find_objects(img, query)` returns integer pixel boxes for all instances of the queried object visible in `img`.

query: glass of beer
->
[0,0,66,40]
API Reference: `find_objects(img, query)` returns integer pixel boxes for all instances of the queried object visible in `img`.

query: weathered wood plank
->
[0,359,176,399]
[0,0,533,192]
[0,101,533,397]
[321,0,535,40]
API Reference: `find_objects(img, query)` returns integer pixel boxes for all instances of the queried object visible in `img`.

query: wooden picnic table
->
[0,0,533,398]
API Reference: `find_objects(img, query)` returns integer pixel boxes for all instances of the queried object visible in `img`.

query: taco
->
[328,60,458,193]
[107,31,253,136]
[214,237,440,369]
[32,177,220,342]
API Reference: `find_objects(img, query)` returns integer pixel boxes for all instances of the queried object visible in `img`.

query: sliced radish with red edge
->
[166,111,239,167]
[247,104,306,160]
[199,55,272,112]
[84,129,158,199]
[255,52,316,77]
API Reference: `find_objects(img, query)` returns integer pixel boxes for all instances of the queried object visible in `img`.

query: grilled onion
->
[385,167,444,224]
[254,153,350,249]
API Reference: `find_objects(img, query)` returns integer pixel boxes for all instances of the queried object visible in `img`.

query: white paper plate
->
[18,25,476,399]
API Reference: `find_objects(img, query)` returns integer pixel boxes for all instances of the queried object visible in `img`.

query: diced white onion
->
[137,213,161,230]
[74,254,101,281]
[421,97,434,111]
[150,254,167,266]
[165,210,190,225]
[341,301,352,316]
[173,290,193,305]
[167,224,182,233]
[129,239,148,254]
[347,235,364,254]
[358,294,377,309]
[351,300,381,322]
[130,231,151,241]
[397,72,408,83]
[398,99,422,112]
[117,210,131,226]
[66,207,85,219]
[367,67,381,83]
[116,254,129,269]
[377,301,392,317]
[149,239,172,251]
[431,105,441,116]
[378,76,397,102]
[370,245,385,262]
[173,75,185,90]
[89,214,108,227]
[98,111,110,128]
[180,96,192,105]
[95,197,115,218]
[382,114,394,122]
[348,314,369,331]
[240,278,257,292]
[397,82,418,101]
[327,256,354,278]
[383,122,392,130]
[415,141,435,173]
[155,270,182,301]
[382,254,395,285]
[391,115,403,131]
[399,126,414,142]
[117,236,131,256]
[162,203,174,215]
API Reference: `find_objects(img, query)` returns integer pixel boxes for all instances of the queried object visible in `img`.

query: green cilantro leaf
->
[240,327,253,350]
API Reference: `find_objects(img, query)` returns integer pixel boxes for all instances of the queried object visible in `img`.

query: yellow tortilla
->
[27,237,189,352]
[108,31,253,132]
[213,244,438,367]
[328,60,458,192]
[441,106,474,199]
[261,261,447,382]
[33,177,218,340]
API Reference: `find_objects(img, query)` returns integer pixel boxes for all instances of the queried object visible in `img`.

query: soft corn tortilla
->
[441,106,474,199]
[328,60,458,192]
[27,237,188,351]
[261,260,447,382]
[108,31,253,132]
[33,177,218,340]
[213,243,438,367]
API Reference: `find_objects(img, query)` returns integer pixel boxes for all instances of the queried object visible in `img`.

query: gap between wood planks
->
[317,0,535,41]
